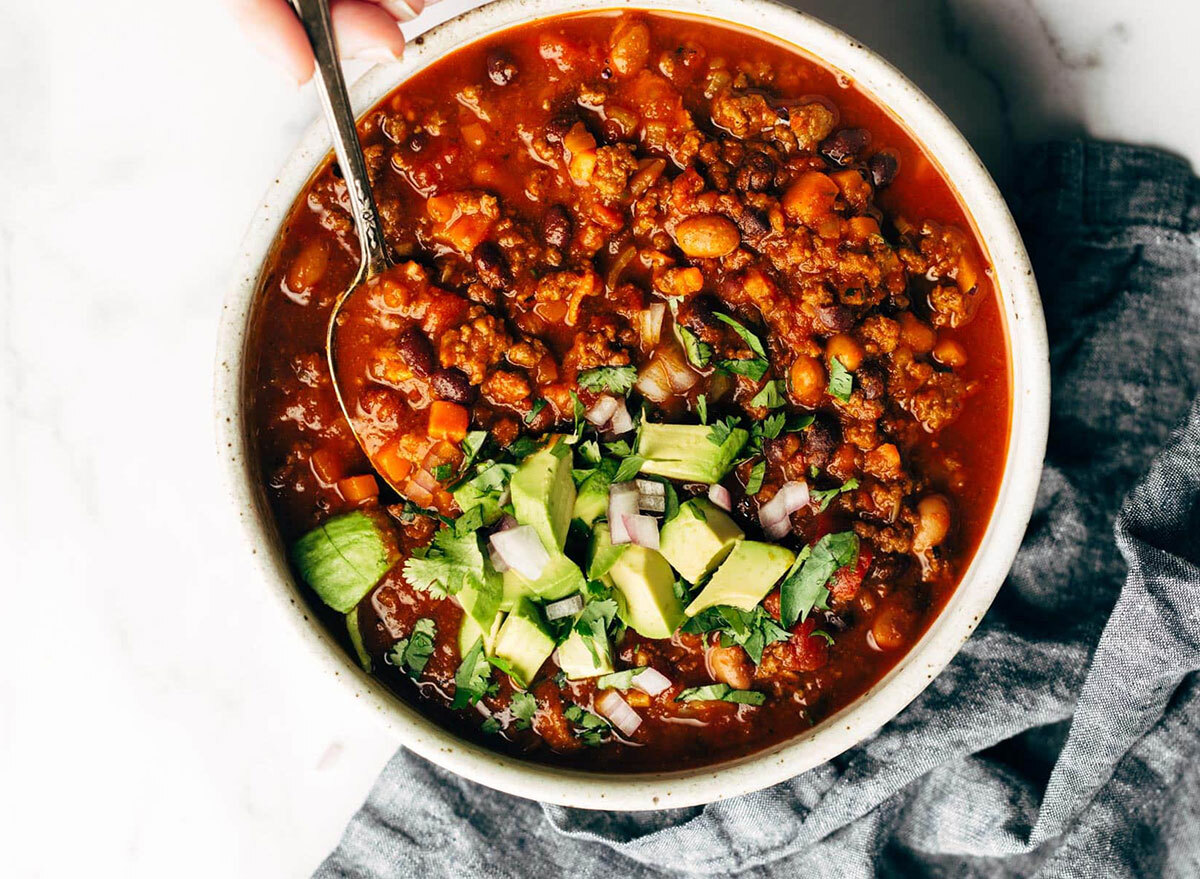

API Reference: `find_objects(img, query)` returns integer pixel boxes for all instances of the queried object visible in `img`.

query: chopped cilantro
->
[787,413,816,433]
[570,391,585,436]
[510,692,538,729]
[778,531,859,626]
[596,667,649,690]
[506,435,542,461]
[675,684,766,705]
[696,394,708,425]
[564,703,610,746]
[661,480,680,522]
[524,398,548,425]
[459,430,489,473]
[481,716,502,735]
[758,411,786,440]
[613,455,645,483]
[679,326,713,368]
[810,628,835,646]
[681,605,790,664]
[745,461,766,496]
[573,598,620,663]
[402,527,493,598]
[578,365,637,395]
[431,463,454,481]
[604,438,634,458]
[707,416,742,447]
[549,438,572,459]
[717,357,770,381]
[811,478,860,512]
[671,577,690,601]
[454,504,485,536]
[486,654,529,688]
[714,313,767,358]
[578,439,602,465]
[451,637,493,709]
[749,380,787,409]
[828,357,853,402]
[386,617,437,678]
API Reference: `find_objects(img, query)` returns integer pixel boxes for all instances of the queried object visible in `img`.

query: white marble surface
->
[2,0,1198,875]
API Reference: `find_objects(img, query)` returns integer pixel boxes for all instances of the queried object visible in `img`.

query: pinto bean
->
[431,368,476,404]
[826,333,864,371]
[913,495,952,551]
[707,641,753,690]
[788,355,826,408]
[856,361,886,400]
[609,18,651,75]
[486,49,518,85]
[395,326,435,377]
[674,215,740,258]
[816,304,854,331]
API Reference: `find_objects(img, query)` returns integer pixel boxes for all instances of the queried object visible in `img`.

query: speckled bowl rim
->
[215,0,1049,811]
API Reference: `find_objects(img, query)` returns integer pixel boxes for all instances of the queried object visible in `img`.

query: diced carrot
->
[563,121,597,155]
[428,401,469,441]
[426,194,458,224]
[442,214,492,254]
[309,447,342,485]
[569,149,597,184]
[374,439,413,486]
[434,490,455,511]
[847,215,880,242]
[337,474,379,503]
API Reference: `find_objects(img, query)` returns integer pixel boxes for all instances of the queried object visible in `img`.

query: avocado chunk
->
[511,444,575,552]
[606,539,685,639]
[346,609,371,672]
[457,573,502,631]
[291,511,395,613]
[572,460,617,528]
[493,597,556,685]
[458,609,506,656]
[685,540,797,616]
[587,521,629,580]
[556,628,615,679]
[452,481,503,527]
[659,498,744,583]
[501,551,586,610]
[636,423,749,483]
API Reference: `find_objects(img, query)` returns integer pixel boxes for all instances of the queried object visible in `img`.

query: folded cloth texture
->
[315,142,1200,879]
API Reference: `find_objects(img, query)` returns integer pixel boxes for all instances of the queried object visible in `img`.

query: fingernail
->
[353,46,402,65]
[383,0,421,21]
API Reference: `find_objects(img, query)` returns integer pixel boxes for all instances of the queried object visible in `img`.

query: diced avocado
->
[457,572,502,631]
[493,597,556,685]
[345,609,372,672]
[501,552,586,610]
[659,498,744,583]
[636,423,749,483]
[573,467,613,528]
[587,521,629,580]
[556,628,615,679]
[685,540,796,616]
[511,445,575,552]
[291,511,395,613]
[608,544,685,639]
[452,480,504,527]
[458,609,506,656]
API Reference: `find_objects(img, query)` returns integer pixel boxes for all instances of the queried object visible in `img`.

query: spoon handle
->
[290,0,392,278]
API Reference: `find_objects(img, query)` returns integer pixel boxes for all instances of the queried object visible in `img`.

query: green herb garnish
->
[564,704,610,746]
[778,532,859,626]
[745,461,766,496]
[510,692,538,729]
[680,326,713,368]
[828,357,853,402]
[386,617,437,678]
[451,637,494,709]
[810,478,860,512]
[596,667,649,690]
[613,455,645,483]
[681,605,790,664]
[749,380,787,409]
[707,416,742,447]
[578,365,637,395]
[402,526,495,598]
[696,393,708,425]
[675,684,766,705]
[524,398,548,425]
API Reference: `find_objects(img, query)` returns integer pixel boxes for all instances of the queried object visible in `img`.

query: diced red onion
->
[475,701,493,719]
[496,514,518,532]
[757,480,808,539]
[585,395,619,426]
[635,479,665,513]
[708,484,732,511]
[544,594,584,620]
[622,514,660,549]
[608,483,640,544]
[595,689,642,737]
[607,398,634,434]
[638,303,666,349]
[631,667,672,696]
[489,525,550,580]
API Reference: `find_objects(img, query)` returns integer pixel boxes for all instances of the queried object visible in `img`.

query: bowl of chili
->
[215,0,1049,809]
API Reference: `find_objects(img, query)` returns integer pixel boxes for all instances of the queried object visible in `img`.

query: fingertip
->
[231,0,316,84]
[331,0,407,62]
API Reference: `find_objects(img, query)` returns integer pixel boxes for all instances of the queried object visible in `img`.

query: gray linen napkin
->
[315,142,1200,878]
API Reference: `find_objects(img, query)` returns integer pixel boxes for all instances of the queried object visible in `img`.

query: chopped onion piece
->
[631,667,672,696]
[585,395,619,426]
[496,487,511,509]
[635,479,664,497]
[489,525,550,580]
[708,483,732,511]
[608,398,634,434]
[764,517,792,539]
[658,344,699,393]
[638,303,666,348]
[776,480,810,513]
[757,480,808,539]
[496,514,518,532]
[608,482,640,544]
[488,545,510,573]
[475,701,492,719]
[544,594,584,620]
[622,514,660,549]
[595,689,642,737]
[635,479,666,512]
[635,359,672,403]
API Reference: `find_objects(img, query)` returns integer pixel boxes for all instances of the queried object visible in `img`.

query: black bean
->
[406,131,428,153]
[678,294,722,335]
[735,152,775,192]
[857,361,886,400]
[801,413,841,465]
[819,128,871,166]
[543,205,572,250]
[816,304,855,331]
[486,49,518,86]
[868,151,900,188]
[431,368,476,404]
[472,241,512,290]
[395,326,435,377]
[736,210,770,238]
[544,114,577,145]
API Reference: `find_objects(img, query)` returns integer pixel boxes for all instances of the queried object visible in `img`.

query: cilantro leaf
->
[681,605,790,664]
[578,365,637,395]
[707,416,741,447]
[714,313,767,358]
[786,413,816,432]
[679,326,713,368]
[596,667,649,690]
[810,478,860,512]
[481,715,501,735]
[386,617,437,678]
[749,380,787,409]
[717,357,770,381]
[578,439,602,465]
[778,532,859,626]
[573,598,620,662]
[451,637,493,709]
[524,398,548,425]
[506,435,542,461]
[486,654,529,688]
[510,691,538,729]
[696,394,708,425]
[604,439,634,458]
[454,504,485,536]
[613,455,645,483]
[459,430,489,473]
[402,527,492,598]
[675,684,766,705]
[810,628,835,646]
[570,391,585,436]
[745,461,766,496]
[431,463,454,481]
[828,357,853,402]
[564,703,611,746]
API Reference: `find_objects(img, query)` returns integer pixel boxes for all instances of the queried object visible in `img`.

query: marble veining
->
[2,0,1196,875]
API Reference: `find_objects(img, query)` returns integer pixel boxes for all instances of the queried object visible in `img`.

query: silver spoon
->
[288,0,401,488]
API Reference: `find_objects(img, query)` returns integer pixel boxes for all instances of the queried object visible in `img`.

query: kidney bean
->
[819,128,871,166]
[395,326,435,377]
[856,361,886,400]
[472,241,512,290]
[486,49,518,85]
[543,205,572,249]
[736,210,770,238]
[801,413,841,464]
[431,368,476,404]
[868,150,900,188]
[816,303,854,331]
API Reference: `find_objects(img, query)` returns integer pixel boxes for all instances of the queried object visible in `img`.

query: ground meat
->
[562,328,630,374]
[437,312,511,384]
[590,143,639,198]
[481,369,532,407]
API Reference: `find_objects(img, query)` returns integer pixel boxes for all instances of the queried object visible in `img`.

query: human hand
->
[229,0,435,83]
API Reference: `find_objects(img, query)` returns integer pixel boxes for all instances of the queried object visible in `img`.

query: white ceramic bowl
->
[215,0,1050,810]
